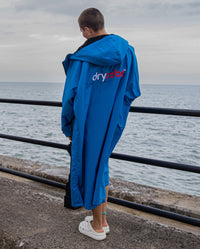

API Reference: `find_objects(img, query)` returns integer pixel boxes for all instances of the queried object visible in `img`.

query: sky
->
[0,0,200,85]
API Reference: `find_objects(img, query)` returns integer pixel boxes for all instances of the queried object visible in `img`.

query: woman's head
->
[78,8,105,38]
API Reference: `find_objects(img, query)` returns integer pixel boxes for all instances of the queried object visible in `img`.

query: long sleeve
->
[124,47,140,105]
[61,60,81,137]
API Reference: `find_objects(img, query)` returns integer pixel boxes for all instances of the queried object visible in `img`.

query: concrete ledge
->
[0,154,200,219]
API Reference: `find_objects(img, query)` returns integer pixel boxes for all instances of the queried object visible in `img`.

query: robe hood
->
[63,35,129,74]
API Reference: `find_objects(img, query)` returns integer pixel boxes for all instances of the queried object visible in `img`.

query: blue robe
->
[61,34,140,210]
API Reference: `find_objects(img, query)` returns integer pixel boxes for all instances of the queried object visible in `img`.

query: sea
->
[0,82,199,197]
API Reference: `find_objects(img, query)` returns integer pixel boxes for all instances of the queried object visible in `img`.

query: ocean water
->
[0,82,200,196]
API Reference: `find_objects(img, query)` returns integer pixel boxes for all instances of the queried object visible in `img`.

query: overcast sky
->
[0,0,200,84]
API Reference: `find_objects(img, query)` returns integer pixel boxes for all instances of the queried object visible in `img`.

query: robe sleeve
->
[61,60,81,137]
[108,47,140,156]
[124,47,141,105]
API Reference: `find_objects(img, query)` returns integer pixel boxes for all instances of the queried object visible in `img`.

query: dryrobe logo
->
[92,69,126,82]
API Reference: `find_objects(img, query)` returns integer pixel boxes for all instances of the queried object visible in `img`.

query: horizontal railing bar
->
[1,166,199,227]
[0,166,66,189]
[110,153,200,174]
[0,98,62,107]
[0,133,71,155]
[108,196,200,227]
[0,98,200,116]
[0,133,199,174]
[130,106,200,117]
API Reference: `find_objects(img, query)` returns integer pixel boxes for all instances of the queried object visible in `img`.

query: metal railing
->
[0,98,200,116]
[0,98,200,227]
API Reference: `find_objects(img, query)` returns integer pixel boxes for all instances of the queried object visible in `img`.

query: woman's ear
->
[80,26,95,39]
[85,27,92,35]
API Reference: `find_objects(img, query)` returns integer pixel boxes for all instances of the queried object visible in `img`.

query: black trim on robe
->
[75,34,110,53]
